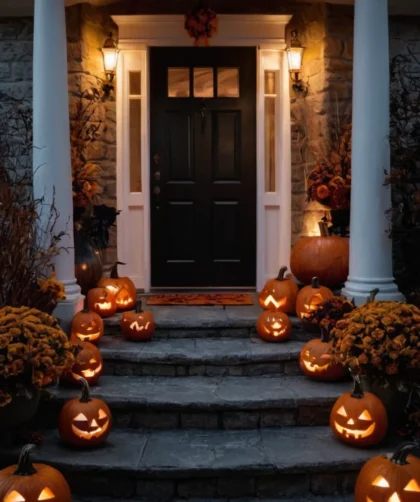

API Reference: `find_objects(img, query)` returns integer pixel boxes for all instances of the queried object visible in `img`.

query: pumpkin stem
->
[311,276,320,289]
[110,261,127,279]
[276,266,288,281]
[320,327,330,343]
[367,288,380,303]
[318,221,330,237]
[13,444,37,476]
[350,373,365,399]
[135,300,143,313]
[78,377,92,403]
[81,308,90,314]
[390,441,420,465]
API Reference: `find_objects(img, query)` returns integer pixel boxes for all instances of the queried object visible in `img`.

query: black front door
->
[150,47,256,288]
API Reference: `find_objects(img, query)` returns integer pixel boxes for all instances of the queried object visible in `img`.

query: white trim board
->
[114,14,293,292]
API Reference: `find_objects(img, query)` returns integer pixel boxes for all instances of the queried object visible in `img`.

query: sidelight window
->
[129,71,142,192]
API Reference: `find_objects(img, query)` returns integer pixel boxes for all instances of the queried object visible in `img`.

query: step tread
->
[74,497,354,502]
[99,336,305,365]
[104,304,302,330]
[55,375,349,409]
[1,427,395,476]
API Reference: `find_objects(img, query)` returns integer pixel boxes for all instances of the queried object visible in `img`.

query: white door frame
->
[114,14,292,292]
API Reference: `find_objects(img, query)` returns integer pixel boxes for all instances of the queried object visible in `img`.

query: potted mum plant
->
[330,289,420,427]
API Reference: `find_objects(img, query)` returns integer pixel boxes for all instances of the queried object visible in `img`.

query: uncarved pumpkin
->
[0,444,71,502]
[256,310,292,342]
[58,377,112,448]
[98,261,136,312]
[355,441,420,502]
[330,374,388,447]
[121,301,155,341]
[296,277,334,320]
[290,222,349,288]
[258,266,299,313]
[71,308,104,344]
[299,329,346,381]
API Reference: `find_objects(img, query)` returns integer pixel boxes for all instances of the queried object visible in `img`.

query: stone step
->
[103,305,309,340]
[74,497,354,502]
[40,376,350,429]
[99,336,305,377]
[0,427,395,499]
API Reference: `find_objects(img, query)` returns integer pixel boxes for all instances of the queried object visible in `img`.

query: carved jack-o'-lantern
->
[67,341,103,386]
[0,444,71,502]
[296,276,334,320]
[98,262,136,312]
[58,378,112,448]
[70,309,104,344]
[258,266,298,313]
[121,301,155,341]
[299,329,345,381]
[330,375,388,447]
[256,310,292,342]
[355,441,420,502]
[87,287,116,318]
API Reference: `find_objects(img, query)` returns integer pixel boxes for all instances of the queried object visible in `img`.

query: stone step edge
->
[73,497,354,502]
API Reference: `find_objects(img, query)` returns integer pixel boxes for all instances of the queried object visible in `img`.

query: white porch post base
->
[341,0,404,306]
[33,0,83,331]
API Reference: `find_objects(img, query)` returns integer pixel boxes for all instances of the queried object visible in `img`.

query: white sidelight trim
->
[33,0,83,330]
[114,15,293,291]
[342,0,404,304]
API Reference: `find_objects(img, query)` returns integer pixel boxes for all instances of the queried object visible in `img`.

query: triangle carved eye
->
[372,476,390,488]
[404,479,420,492]
[358,410,372,421]
[336,406,347,417]
[38,488,55,500]
[5,491,25,502]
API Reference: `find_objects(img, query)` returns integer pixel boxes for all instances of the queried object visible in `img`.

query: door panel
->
[150,47,256,287]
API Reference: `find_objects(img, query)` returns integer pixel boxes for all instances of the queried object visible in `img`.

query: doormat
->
[146,293,254,306]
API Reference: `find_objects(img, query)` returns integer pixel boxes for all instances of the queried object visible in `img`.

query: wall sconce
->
[102,32,119,97]
[287,30,307,94]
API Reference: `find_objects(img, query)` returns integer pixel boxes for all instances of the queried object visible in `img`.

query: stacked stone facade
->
[0,1,419,264]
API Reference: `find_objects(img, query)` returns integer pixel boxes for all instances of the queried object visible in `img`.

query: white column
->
[33,0,83,331]
[342,0,404,304]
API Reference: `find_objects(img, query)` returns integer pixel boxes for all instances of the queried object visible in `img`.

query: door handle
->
[154,171,161,181]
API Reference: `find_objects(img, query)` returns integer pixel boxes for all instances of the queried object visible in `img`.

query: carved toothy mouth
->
[302,359,330,372]
[71,419,109,439]
[333,421,376,440]
[75,332,101,342]
[72,363,102,379]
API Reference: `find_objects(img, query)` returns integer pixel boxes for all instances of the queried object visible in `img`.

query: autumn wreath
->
[185,3,218,46]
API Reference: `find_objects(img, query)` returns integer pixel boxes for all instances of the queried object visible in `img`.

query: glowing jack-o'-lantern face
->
[0,445,71,502]
[330,376,388,447]
[355,441,420,502]
[58,378,112,448]
[299,335,345,381]
[98,261,137,312]
[68,341,103,386]
[121,301,155,341]
[258,266,298,314]
[296,277,334,320]
[71,309,104,345]
[256,311,292,342]
[87,287,117,318]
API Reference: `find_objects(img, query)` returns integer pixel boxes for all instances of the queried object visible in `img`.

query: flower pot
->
[360,375,408,428]
[0,388,41,429]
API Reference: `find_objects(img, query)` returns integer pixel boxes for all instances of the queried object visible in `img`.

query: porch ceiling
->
[1,0,419,17]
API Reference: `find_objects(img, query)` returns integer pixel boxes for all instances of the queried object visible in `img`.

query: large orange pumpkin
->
[0,444,71,502]
[290,222,349,288]
[330,374,388,447]
[98,261,136,312]
[299,329,346,380]
[256,310,292,342]
[355,441,420,502]
[121,301,155,341]
[58,377,112,448]
[258,266,298,313]
[296,277,334,320]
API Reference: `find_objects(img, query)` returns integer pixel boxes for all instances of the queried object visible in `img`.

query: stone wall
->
[67,4,118,270]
